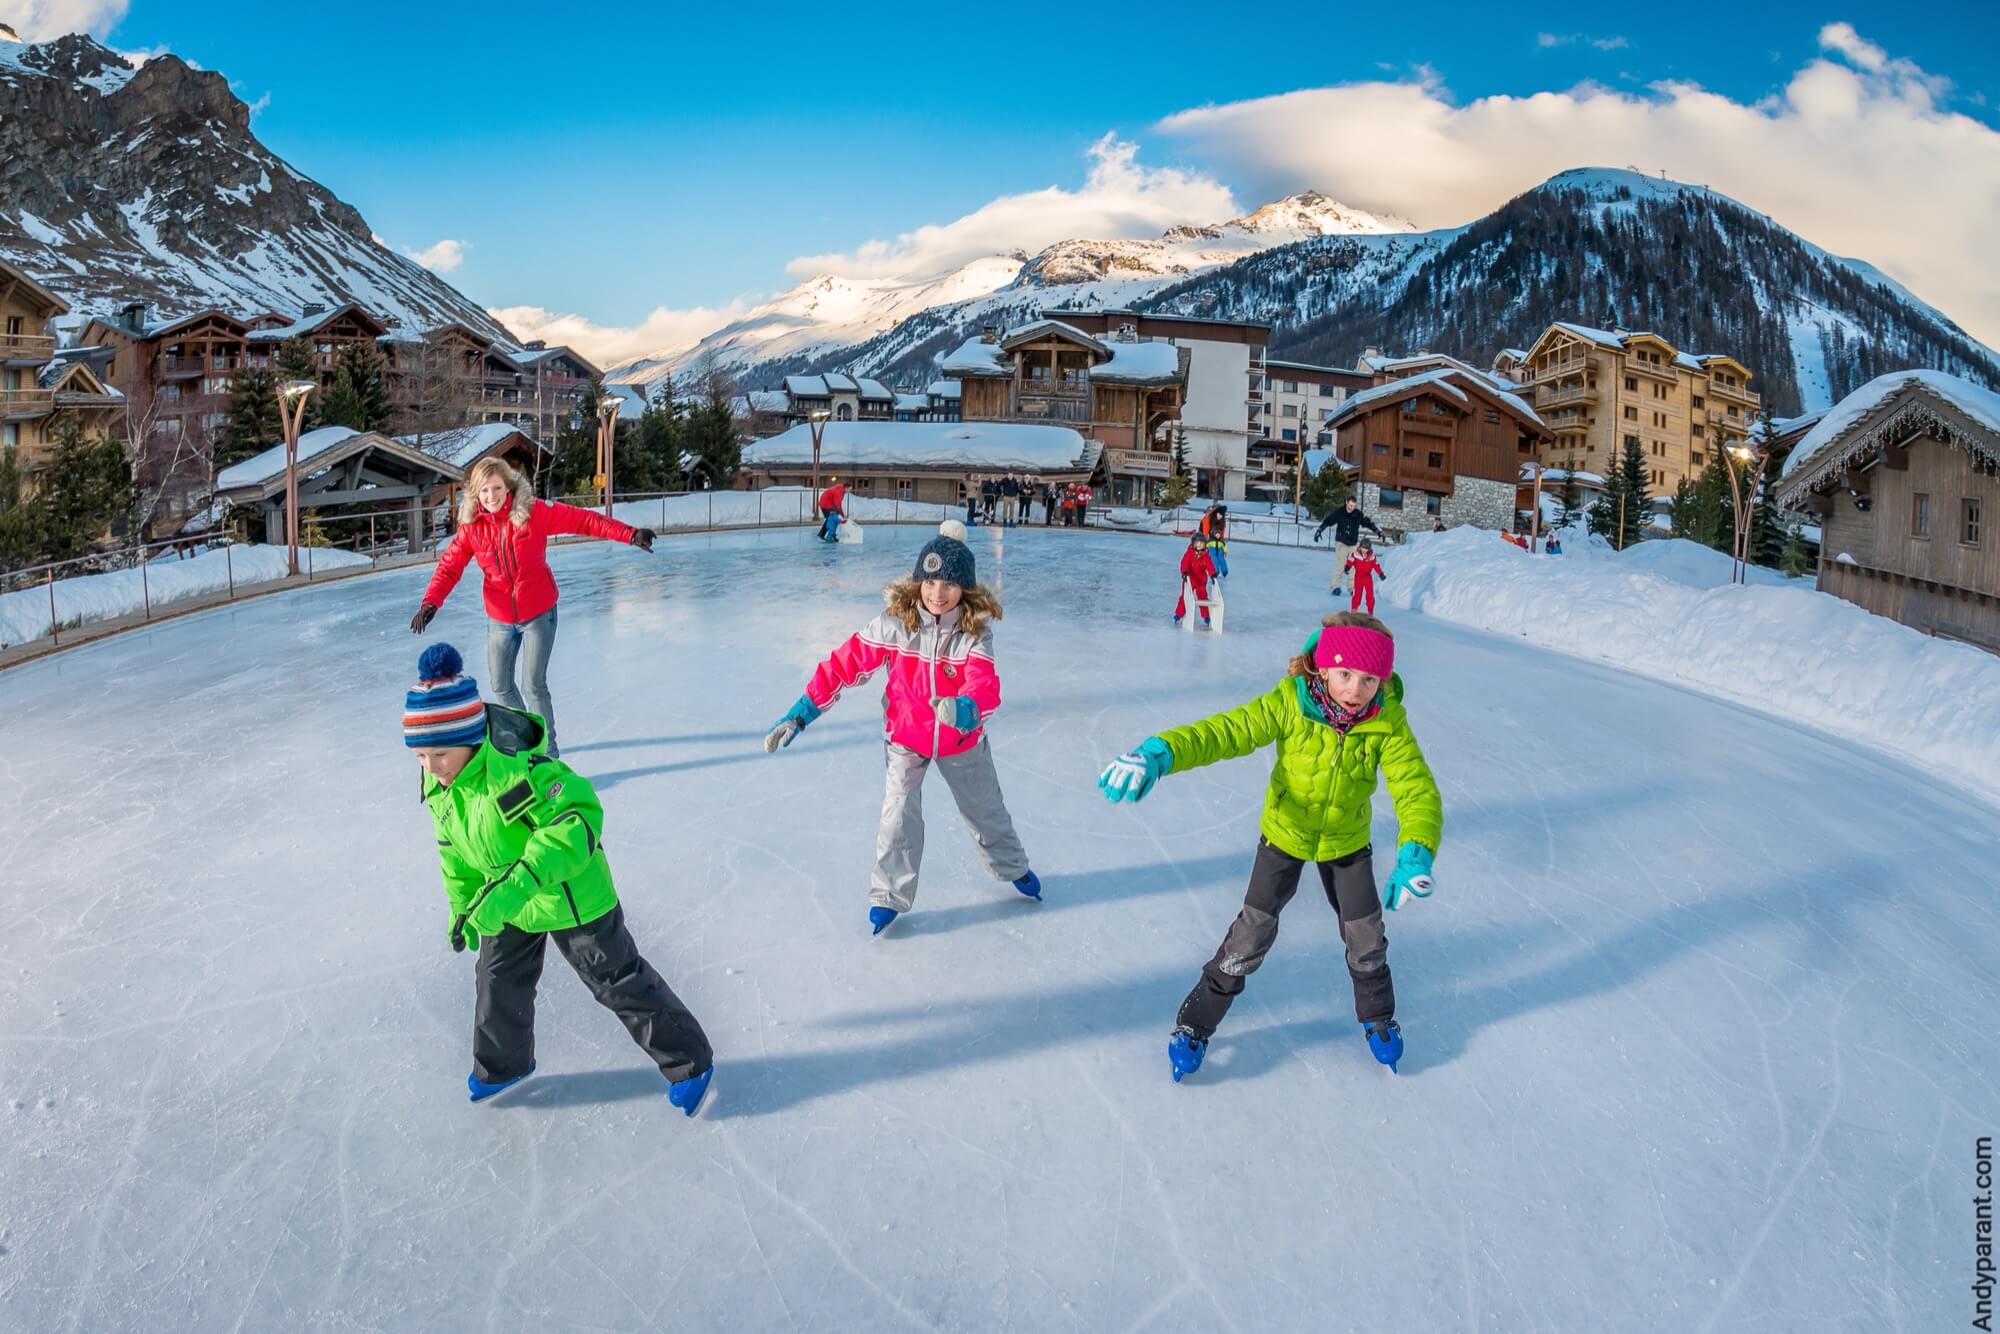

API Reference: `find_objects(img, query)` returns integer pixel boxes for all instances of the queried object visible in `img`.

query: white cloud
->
[246,90,269,116]
[1592,36,1629,51]
[785,134,1238,282]
[401,239,465,273]
[486,300,753,371]
[1539,32,1629,51]
[2,0,128,40]
[1159,27,2000,350]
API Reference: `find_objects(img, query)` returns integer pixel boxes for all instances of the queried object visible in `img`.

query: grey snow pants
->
[473,904,712,1085]
[1175,837,1393,1039]
[872,738,1030,912]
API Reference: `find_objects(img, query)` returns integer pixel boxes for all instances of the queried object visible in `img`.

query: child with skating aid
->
[763,520,1040,935]
[406,643,716,1113]
[1199,504,1230,578]
[1097,612,1442,1079]
[1175,531,1217,627]
[1344,540,1385,614]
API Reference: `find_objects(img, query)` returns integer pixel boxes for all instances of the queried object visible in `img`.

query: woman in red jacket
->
[409,457,654,757]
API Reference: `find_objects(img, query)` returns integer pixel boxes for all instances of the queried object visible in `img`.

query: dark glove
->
[410,603,437,634]
[630,528,656,552]
[449,913,479,954]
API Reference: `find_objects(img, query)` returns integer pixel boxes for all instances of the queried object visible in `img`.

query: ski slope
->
[1,528,1994,1333]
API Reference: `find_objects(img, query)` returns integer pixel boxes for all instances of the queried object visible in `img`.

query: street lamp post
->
[807,410,831,496]
[1724,438,1765,585]
[595,396,623,518]
[277,379,317,577]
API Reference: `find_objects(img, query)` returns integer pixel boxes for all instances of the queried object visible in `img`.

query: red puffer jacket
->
[424,500,637,625]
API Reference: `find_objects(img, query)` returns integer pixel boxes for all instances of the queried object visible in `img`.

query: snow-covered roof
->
[215,426,363,490]
[940,338,1010,379]
[1090,341,1186,385]
[507,345,565,366]
[1337,368,1474,417]
[894,392,929,413]
[744,421,1090,471]
[730,389,788,415]
[1521,463,1607,486]
[1777,370,2000,494]
[926,379,961,400]
[999,319,1107,356]
[244,304,372,342]
[394,423,546,469]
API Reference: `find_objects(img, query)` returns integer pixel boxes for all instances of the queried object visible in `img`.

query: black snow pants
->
[1175,837,1393,1039]
[472,904,712,1085]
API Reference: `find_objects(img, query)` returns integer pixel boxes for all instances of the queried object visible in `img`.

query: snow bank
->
[0,544,372,648]
[597,490,961,534]
[1380,527,2000,798]
[744,421,1088,470]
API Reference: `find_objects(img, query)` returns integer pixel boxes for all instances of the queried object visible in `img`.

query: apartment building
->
[1,258,123,479]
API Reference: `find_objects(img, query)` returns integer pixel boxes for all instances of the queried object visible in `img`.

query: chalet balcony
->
[1530,353,1593,383]
[55,389,122,409]
[161,354,206,378]
[0,333,56,363]
[1012,393,1090,423]
[1709,380,1761,406]
[2,387,56,418]
[1537,383,1597,409]
[1629,358,1677,383]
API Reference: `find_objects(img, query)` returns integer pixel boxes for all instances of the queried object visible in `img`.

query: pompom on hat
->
[404,642,487,748]
[1312,623,1395,680]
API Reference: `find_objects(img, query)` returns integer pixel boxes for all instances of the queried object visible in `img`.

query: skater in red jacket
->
[816,478,848,542]
[1344,540,1386,614]
[1175,532,1216,627]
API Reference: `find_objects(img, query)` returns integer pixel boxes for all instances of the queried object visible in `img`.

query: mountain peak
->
[0,31,137,95]
[1227,191,1412,236]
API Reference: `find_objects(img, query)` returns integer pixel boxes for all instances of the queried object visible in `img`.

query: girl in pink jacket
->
[763,521,1039,935]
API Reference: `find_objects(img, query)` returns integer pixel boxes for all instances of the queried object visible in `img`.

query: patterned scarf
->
[1305,673,1380,734]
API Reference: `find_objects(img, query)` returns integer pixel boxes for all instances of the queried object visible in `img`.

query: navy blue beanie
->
[913,534,976,589]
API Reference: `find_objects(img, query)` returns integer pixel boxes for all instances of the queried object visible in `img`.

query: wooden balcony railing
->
[2,387,56,417]
[1538,383,1598,408]
[1530,354,1593,383]
[0,333,57,362]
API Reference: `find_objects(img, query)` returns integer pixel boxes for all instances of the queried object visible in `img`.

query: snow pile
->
[1379,528,2000,796]
[0,544,372,648]
[595,490,961,534]
[744,421,1087,470]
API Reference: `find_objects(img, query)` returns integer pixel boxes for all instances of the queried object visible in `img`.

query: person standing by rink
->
[406,643,714,1113]
[762,521,1041,935]
[816,476,848,542]
[409,456,654,759]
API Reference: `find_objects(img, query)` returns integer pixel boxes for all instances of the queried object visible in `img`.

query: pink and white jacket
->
[804,605,1000,758]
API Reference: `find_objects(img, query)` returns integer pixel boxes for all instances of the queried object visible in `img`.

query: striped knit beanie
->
[404,643,487,748]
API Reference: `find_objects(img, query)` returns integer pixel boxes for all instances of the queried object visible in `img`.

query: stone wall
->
[1354,475,1514,535]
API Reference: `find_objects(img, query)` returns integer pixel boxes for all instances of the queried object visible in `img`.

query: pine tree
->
[1690,447,1735,553]
[1668,476,1697,538]
[631,380,684,493]
[324,341,392,432]
[1593,435,1650,550]
[1747,415,1784,566]
[682,380,741,486]
[549,381,602,500]
[1557,464,1580,524]
[321,367,365,432]
[1161,421,1194,508]
[1780,524,1812,578]
[1299,452,1350,519]
[0,445,33,571]
[33,414,134,563]
[217,367,282,471]
[273,337,322,431]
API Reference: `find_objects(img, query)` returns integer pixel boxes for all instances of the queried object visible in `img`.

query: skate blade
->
[688,1075,718,1121]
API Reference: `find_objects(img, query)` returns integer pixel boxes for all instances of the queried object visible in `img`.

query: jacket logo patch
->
[545,781,564,801]
[943,665,957,678]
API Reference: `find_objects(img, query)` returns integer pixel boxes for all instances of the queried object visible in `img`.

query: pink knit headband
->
[1313,624,1395,679]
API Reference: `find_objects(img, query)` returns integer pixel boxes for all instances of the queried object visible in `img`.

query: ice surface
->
[1,528,1994,1332]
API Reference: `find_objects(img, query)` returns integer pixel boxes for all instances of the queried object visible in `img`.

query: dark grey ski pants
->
[1175,837,1393,1039]
[473,904,712,1085]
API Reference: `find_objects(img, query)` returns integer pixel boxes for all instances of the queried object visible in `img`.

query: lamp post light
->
[595,395,623,518]
[277,379,317,577]
[807,409,831,496]
[1724,439,1763,585]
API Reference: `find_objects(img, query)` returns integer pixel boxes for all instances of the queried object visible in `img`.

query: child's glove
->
[933,695,980,731]
[449,914,480,954]
[629,528,656,552]
[1099,737,1173,803]
[763,694,822,752]
[1382,843,1435,911]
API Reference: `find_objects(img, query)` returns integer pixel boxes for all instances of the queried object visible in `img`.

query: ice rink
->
[2,524,1994,1332]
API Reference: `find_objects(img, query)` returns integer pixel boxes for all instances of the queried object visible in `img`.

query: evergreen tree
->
[1557,464,1580,524]
[1668,476,1697,539]
[1747,415,1784,566]
[320,367,366,432]
[682,379,741,486]
[631,380,685,493]
[549,381,602,500]
[1779,524,1812,578]
[1690,447,1736,553]
[217,366,282,471]
[1591,435,1650,550]
[1299,453,1350,519]
[0,445,33,571]
[33,414,134,563]
[1161,421,1194,508]
[323,341,392,432]
[273,337,322,431]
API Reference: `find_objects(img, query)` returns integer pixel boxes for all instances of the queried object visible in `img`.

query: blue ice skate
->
[467,1060,535,1103]
[1013,870,1042,901]
[1168,1028,1207,1083]
[668,1067,713,1117]
[869,906,899,936]
[1364,1019,1403,1073]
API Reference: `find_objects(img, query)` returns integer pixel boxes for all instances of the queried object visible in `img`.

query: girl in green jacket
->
[405,643,715,1113]
[1098,612,1443,1079]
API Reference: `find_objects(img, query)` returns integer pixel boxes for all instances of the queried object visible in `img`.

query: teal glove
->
[1382,842,1435,912]
[763,694,822,752]
[933,695,980,731]
[1098,736,1174,803]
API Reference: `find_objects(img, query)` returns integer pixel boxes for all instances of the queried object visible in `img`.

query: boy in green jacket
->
[1098,612,1442,1079]
[405,643,714,1112]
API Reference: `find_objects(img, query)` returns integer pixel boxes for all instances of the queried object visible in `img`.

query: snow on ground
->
[0,543,371,648]
[1376,527,2000,797]
[2,528,1995,1331]
[600,489,962,534]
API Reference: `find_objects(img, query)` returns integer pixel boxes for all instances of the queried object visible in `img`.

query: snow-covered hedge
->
[0,544,372,648]
[1377,527,2000,798]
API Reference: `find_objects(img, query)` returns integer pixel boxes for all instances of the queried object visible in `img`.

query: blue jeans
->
[488,606,559,755]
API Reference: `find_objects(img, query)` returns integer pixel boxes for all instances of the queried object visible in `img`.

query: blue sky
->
[45,1,2000,358]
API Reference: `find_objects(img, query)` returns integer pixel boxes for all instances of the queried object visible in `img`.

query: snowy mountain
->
[697,168,1996,420]
[0,33,514,343]
[608,192,1408,388]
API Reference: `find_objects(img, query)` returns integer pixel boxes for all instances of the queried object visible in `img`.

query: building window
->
[1281,428,1296,442]
[1431,402,1450,416]
[1692,395,1705,409]
[1425,494,1442,515]
[1963,497,1983,547]
[1483,410,1501,424]
[1624,406,1638,420]
[897,478,914,501]
[1281,403,1297,417]
[2,423,15,452]
[1692,424,1705,439]
[1624,434,1640,449]
[1379,488,1404,509]
[1625,376,1638,392]
[1427,451,1444,469]
[1402,398,1418,413]
[1372,442,1390,455]
[1401,446,1415,458]
[1691,452,1704,467]
[1912,492,1931,538]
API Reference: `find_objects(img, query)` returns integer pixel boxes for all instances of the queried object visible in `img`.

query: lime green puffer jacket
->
[423,706,619,933]
[1156,673,1442,862]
